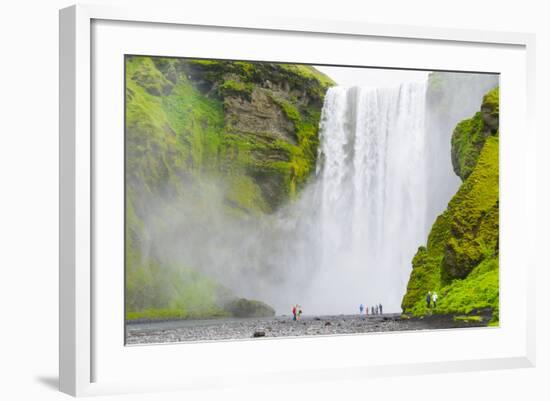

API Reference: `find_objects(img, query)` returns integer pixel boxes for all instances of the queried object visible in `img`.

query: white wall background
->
[0,0,547,400]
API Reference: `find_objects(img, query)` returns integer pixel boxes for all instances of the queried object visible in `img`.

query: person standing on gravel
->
[292,305,297,321]
[426,291,431,308]
[359,304,364,315]
[432,292,438,308]
[379,303,383,314]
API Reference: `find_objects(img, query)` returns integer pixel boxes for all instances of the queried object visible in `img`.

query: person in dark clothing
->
[379,303,383,314]
[426,291,431,308]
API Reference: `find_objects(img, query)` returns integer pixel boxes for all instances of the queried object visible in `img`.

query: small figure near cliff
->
[379,303,383,314]
[432,292,438,308]
[365,305,369,316]
[426,291,432,308]
[359,304,364,315]
[292,305,297,321]
[297,305,303,321]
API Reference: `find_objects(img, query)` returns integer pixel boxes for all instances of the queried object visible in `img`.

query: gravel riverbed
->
[126,314,489,345]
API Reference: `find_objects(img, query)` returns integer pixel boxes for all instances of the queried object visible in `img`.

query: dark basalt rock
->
[223,298,276,318]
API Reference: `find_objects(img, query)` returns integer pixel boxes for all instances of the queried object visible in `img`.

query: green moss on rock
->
[218,79,255,100]
[130,56,174,96]
[451,87,499,180]
[402,86,499,323]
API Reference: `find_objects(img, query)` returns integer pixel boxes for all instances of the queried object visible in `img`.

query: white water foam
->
[300,83,429,313]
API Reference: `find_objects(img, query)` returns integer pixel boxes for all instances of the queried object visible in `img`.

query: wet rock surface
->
[125,314,488,345]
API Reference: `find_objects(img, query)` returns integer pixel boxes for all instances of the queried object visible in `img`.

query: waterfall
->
[302,82,429,313]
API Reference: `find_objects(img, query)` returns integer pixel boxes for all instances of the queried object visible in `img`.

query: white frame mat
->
[59,4,536,397]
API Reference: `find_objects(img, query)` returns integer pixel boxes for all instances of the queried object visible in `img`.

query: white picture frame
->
[59,3,536,397]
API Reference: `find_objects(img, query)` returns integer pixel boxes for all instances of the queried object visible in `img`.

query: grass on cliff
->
[438,258,499,315]
[279,64,336,89]
[125,56,226,193]
[451,86,499,180]
[406,256,499,319]
[268,95,321,197]
[161,74,225,174]
[452,112,485,180]
[482,86,499,116]
[402,129,499,322]
[218,79,255,99]
[125,56,232,320]
[185,59,334,103]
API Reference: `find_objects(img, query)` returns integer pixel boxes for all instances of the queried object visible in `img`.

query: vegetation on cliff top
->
[402,85,499,323]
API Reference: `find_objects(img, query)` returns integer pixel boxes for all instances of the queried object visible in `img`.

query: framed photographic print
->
[59,4,536,397]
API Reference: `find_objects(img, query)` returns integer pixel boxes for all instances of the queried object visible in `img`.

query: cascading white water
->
[302,82,429,313]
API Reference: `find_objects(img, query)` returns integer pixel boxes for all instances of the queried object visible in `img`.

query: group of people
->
[291,304,303,321]
[359,303,383,316]
[426,291,438,308]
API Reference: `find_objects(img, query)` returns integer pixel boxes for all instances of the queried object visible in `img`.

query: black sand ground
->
[125,313,489,345]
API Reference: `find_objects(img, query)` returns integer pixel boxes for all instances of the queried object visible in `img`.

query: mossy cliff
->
[401,86,499,323]
[125,56,333,320]
[423,71,498,226]
[451,87,499,180]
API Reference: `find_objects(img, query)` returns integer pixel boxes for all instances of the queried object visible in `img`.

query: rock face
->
[223,90,296,143]
[401,86,499,324]
[223,298,276,318]
[182,60,333,209]
[124,56,333,321]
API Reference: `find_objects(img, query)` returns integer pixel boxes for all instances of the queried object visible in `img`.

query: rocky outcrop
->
[223,298,276,318]
[179,59,334,210]
[451,87,499,180]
